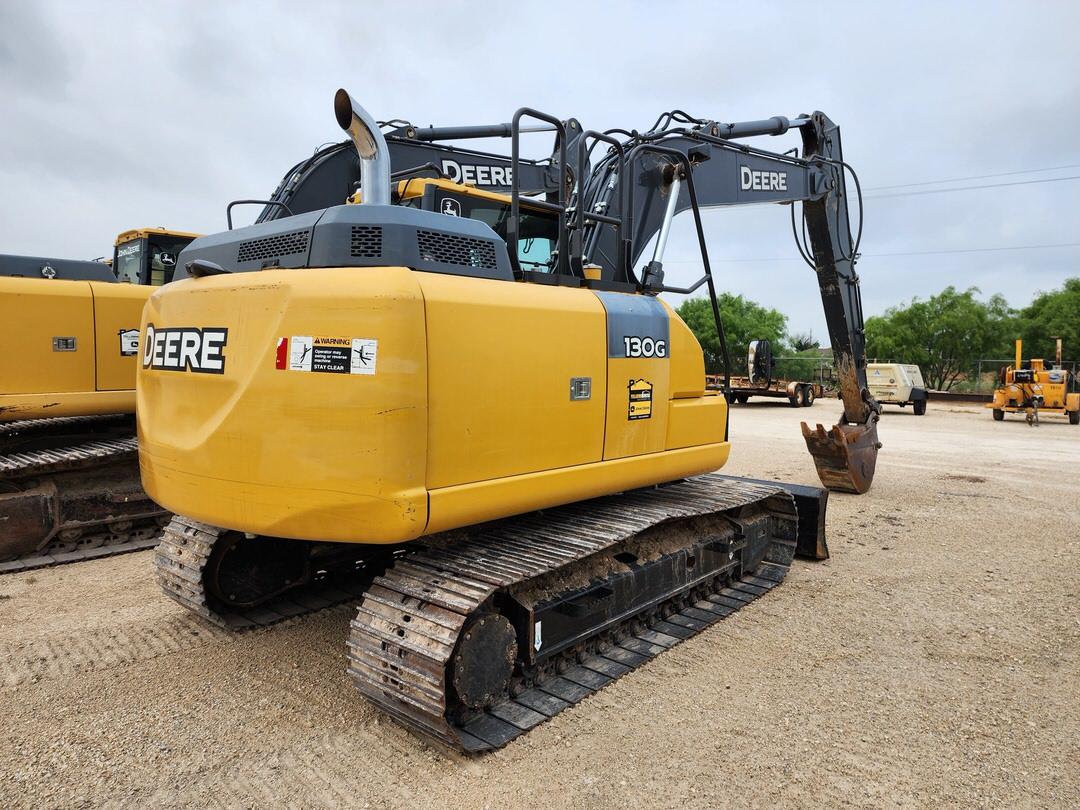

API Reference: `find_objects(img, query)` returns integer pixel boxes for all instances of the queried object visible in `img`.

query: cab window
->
[434,191,559,273]
[148,237,189,285]
[115,239,143,284]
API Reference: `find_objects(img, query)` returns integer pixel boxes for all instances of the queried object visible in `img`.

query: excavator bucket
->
[801,418,880,494]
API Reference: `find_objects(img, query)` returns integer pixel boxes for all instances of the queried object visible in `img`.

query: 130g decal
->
[622,336,668,358]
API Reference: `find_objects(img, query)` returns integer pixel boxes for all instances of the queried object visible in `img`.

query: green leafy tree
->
[790,331,819,352]
[1017,277,1080,361]
[676,294,788,373]
[865,286,1014,390]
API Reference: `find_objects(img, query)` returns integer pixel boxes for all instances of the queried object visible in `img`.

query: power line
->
[866,164,1080,191]
[865,175,1080,199]
[665,241,1080,264]
[864,242,1080,258]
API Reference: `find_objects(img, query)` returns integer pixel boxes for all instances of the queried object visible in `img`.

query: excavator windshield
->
[114,239,144,284]
[113,231,199,285]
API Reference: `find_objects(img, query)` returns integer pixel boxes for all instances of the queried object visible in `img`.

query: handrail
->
[510,109,568,278]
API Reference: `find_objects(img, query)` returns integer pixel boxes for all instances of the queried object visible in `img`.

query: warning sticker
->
[119,328,139,357]
[628,379,653,420]
[276,336,377,375]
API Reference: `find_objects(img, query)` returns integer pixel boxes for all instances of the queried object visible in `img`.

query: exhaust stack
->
[334,89,390,206]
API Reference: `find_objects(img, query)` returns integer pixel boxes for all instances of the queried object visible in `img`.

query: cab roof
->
[114,227,203,246]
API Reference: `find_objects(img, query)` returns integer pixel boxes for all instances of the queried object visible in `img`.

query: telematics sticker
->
[119,328,139,356]
[628,379,653,420]
[276,335,377,375]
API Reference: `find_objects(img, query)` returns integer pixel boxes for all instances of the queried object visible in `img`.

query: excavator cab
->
[113,228,201,286]
[383,178,560,273]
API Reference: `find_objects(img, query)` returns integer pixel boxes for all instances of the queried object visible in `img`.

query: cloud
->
[1,0,1077,339]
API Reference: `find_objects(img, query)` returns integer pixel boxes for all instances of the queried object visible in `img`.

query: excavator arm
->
[579,112,881,492]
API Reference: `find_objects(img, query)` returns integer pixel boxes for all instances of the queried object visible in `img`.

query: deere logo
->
[740,165,788,192]
[142,324,228,374]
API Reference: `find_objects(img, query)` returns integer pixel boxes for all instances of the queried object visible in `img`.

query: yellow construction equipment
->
[141,90,879,751]
[0,228,199,571]
[989,339,1080,425]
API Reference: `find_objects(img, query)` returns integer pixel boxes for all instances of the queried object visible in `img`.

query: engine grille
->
[350,226,383,258]
[417,230,497,269]
[237,229,311,263]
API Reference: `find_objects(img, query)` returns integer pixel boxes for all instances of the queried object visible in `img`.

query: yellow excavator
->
[140,90,880,751]
[0,227,199,572]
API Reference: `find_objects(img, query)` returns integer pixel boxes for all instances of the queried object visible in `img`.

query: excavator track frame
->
[0,421,168,573]
[154,517,390,629]
[347,475,804,752]
[153,475,827,752]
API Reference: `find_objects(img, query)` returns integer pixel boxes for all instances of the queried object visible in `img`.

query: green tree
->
[864,286,1014,390]
[676,293,788,373]
[1017,277,1080,361]
[790,331,819,352]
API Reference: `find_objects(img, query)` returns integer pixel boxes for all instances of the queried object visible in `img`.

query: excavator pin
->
[801,416,881,494]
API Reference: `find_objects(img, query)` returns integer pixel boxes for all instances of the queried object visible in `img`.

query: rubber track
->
[346,474,798,752]
[154,516,375,630]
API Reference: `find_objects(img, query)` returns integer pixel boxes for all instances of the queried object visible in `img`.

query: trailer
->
[706,339,826,407]
[707,374,823,407]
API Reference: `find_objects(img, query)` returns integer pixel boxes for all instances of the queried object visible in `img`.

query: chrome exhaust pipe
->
[334,88,391,206]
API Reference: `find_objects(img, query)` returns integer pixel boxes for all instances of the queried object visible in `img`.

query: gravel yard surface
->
[1,399,1077,808]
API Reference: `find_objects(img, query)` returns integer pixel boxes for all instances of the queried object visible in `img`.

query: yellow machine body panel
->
[0,277,147,420]
[137,267,730,544]
[419,272,607,488]
[0,277,96,396]
[138,268,430,542]
[92,281,151,391]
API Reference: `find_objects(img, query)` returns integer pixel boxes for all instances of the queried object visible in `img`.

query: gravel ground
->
[0,400,1077,809]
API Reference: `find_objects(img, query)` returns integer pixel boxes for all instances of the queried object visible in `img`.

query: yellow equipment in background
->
[0,277,149,420]
[0,227,198,572]
[113,227,202,287]
[989,339,1080,425]
[0,228,200,420]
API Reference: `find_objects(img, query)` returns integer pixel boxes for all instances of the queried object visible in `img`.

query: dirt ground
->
[0,399,1077,809]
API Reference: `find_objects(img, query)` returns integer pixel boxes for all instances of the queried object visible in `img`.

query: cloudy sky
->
[2,1,1077,341]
